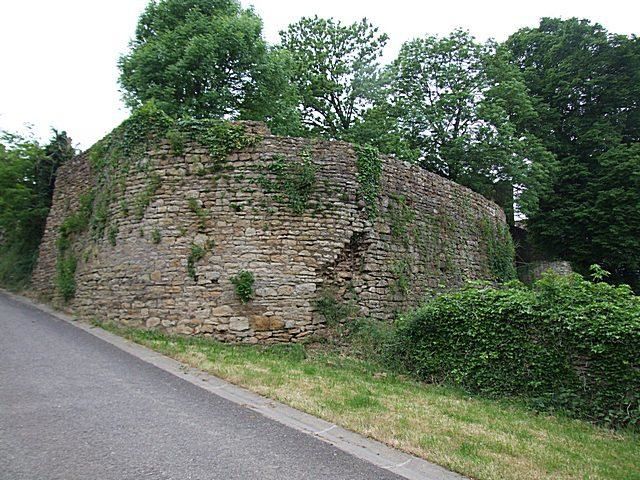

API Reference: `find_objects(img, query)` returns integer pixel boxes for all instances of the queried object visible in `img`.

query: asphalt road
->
[0,292,403,480]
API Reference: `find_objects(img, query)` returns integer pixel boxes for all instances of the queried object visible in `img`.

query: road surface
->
[0,292,404,480]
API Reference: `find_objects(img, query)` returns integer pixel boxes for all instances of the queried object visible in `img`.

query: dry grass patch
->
[98,323,640,480]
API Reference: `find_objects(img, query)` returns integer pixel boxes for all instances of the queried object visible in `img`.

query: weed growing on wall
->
[355,144,382,218]
[187,197,208,231]
[388,194,415,243]
[315,290,358,326]
[134,174,162,220]
[55,192,95,301]
[151,228,161,244]
[391,258,412,296]
[187,243,206,281]
[230,270,255,303]
[257,152,318,214]
[174,118,259,162]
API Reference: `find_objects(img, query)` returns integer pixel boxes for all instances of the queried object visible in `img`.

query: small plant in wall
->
[151,228,161,244]
[230,270,255,304]
[187,243,206,280]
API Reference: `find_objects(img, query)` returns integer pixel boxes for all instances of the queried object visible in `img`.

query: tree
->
[119,0,268,119]
[280,16,388,138]
[384,30,554,218]
[507,18,640,287]
[0,130,74,288]
[239,47,304,136]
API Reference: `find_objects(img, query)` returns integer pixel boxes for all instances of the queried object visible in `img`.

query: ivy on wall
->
[481,218,517,282]
[54,102,258,301]
[355,144,382,218]
[256,151,318,214]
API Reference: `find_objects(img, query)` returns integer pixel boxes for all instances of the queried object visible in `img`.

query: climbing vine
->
[257,152,318,214]
[54,101,258,299]
[355,144,382,219]
[388,194,416,244]
[481,218,517,282]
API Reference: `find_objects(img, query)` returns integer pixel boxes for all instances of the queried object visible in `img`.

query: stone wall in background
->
[32,122,507,343]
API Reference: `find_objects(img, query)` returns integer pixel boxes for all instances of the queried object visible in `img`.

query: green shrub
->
[230,270,254,304]
[56,254,77,302]
[389,272,640,429]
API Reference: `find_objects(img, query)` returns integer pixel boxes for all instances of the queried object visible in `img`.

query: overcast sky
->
[1,0,638,149]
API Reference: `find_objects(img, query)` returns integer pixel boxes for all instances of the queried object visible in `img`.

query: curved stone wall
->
[32,123,506,343]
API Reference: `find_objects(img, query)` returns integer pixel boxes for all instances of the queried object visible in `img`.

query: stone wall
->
[32,122,507,343]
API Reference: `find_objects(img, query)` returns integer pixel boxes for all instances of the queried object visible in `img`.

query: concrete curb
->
[4,290,466,480]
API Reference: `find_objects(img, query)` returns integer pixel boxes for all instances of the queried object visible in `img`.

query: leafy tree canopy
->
[119,0,267,119]
[280,16,388,138]
[507,18,640,287]
[0,130,74,288]
[380,30,554,218]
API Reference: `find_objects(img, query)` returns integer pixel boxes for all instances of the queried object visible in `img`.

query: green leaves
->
[508,18,640,290]
[230,269,254,303]
[390,273,640,428]
[119,0,268,119]
[280,16,388,138]
[384,30,554,219]
[0,130,74,289]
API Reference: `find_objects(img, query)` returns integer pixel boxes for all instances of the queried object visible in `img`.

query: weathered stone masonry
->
[32,122,507,343]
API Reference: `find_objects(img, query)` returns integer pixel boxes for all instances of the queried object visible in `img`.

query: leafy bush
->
[230,270,255,304]
[389,272,640,428]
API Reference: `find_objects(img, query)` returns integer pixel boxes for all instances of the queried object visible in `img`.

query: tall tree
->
[0,130,74,288]
[119,0,268,119]
[280,16,388,138]
[383,30,554,218]
[506,18,640,287]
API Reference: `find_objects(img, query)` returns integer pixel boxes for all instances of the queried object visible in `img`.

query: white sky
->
[1,0,638,149]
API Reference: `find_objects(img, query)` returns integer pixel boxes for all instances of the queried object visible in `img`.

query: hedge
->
[389,273,640,428]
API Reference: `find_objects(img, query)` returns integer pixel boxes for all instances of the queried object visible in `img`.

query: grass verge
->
[97,323,639,480]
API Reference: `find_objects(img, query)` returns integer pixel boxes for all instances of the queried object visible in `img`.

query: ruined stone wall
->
[32,123,506,343]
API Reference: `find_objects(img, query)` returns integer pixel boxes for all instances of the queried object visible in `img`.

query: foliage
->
[0,129,74,289]
[257,152,318,214]
[388,195,415,241]
[390,258,412,296]
[239,47,304,136]
[134,174,162,220]
[389,272,640,428]
[354,144,382,218]
[480,218,517,282]
[151,228,161,244]
[187,243,206,280]
[314,290,357,326]
[507,18,640,289]
[280,16,388,138]
[384,30,555,218]
[56,254,77,302]
[230,269,254,303]
[119,0,268,119]
[174,117,258,161]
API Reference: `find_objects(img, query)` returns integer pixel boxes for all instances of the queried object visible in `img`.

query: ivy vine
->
[355,144,382,219]
[257,151,318,214]
[481,218,517,282]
